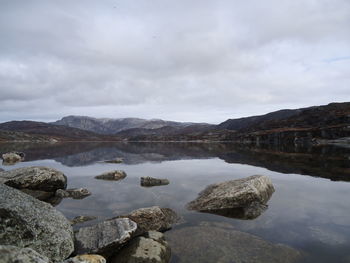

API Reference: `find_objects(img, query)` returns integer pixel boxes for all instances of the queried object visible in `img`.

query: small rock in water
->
[63,254,106,263]
[0,245,50,263]
[111,231,171,263]
[104,158,123,164]
[1,152,24,165]
[74,218,137,257]
[95,170,127,181]
[140,176,169,187]
[70,215,97,225]
[56,188,91,199]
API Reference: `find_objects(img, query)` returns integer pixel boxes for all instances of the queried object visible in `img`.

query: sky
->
[0,0,349,124]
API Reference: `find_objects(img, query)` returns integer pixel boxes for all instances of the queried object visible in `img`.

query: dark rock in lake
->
[21,188,55,201]
[0,166,67,192]
[140,177,170,187]
[0,184,74,263]
[56,188,91,199]
[104,158,123,163]
[119,206,179,235]
[74,218,137,257]
[111,231,171,263]
[187,175,274,217]
[63,254,106,263]
[70,215,97,225]
[0,245,50,263]
[95,170,127,181]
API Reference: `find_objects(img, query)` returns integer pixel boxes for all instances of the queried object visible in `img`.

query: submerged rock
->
[111,231,171,263]
[56,188,91,199]
[0,166,67,192]
[104,158,123,164]
[95,170,127,181]
[63,254,106,263]
[70,215,97,225]
[74,218,137,257]
[1,152,24,165]
[140,177,170,187]
[187,175,274,218]
[119,206,179,235]
[0,184,74,263]
[0,245,50,263]
[166,225,301,263]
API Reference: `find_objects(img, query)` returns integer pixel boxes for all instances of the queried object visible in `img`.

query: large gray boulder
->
[111,231,171,263]
[0,184,74,263]
[0,166,67,192]
[0,245,50,263]
[74,218,137,257]
[119,206,179,235]
[187,175,274,216]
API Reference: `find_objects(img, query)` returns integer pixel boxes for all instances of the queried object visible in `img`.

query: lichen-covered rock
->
[111,231,171,263]
[0,166,67,192]
[74,218,137,257]
[0,245,50,263]
[140,177,169,187]
[95,170,127,181]
[63,254,106,263]
[56,188,91,199]
[0,184,74,263]
[187,175,274,213]
[1,152,23,165]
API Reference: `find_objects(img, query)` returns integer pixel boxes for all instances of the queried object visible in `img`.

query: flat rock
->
[187,175,274,213]
[0,245,50,263]
[0,166,67,192]
[95,170,127,181]
[104,158,123,164]
[111,231,171,263]
[74,218,137,257]
[64,254,106,263]
[140,177,170,187]
[56,188,91,199]
[119,206,179,235]
[166,225,301,263]
[0,184,74,263]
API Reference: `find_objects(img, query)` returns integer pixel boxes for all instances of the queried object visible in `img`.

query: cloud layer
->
[0,0,349,123]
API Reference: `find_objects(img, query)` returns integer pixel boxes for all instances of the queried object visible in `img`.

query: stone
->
[111,231,171,263]
[104,158,123,164]
[140,177,170,187]
[0,166,67,192]
[119,206,179,235]
[0,245,50,263]
[166,225,301,263]
[56,188,91,199]
[0,168,4,172]
[0,184,74,263]
[1,152,23,165]
[187,175,274,214]
[21,188,55,201]
[95,170,127,181]
[70,215,97,225]
[63,254,106,263]
[74,218,137,257]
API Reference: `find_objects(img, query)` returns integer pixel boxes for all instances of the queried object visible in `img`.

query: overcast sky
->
[0,0,349,124]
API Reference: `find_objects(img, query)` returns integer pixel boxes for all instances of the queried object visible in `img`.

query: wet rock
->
[21,188,55,201]
[63,254,106,263]
[0,184,74,263]
[104,158,123,164]
[111,231,171,263]
[0,166,67,192]
[74,218,137,257]
[166,225,301,263]
[95,170,127,181]
[140,177,170,187]
[1,152,24,165]
[0,245,50,263]
[187,175,274,215]
[70,215,97,225]
[119,206,179,235]
[56,188,91,199]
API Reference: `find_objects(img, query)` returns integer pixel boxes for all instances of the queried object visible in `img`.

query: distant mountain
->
[52,115,206,134]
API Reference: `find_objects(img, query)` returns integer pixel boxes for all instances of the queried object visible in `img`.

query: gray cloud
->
[0,0,349,123]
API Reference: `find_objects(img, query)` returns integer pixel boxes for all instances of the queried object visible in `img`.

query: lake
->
[1,142,350,263]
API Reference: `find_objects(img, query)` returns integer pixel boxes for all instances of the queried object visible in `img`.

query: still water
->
[1,142,350,263]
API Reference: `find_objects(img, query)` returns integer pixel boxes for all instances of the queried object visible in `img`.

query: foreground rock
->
[74,218,137,257]
[1,152,24,165]
[70,215,97,225]
[95,170,127,181]
[187,175,274,218]
[166,224,301,263]
[0,245,50,263]
[111,231,171,263]
[140,177,170,187]
[0,166,67,192]
[0,184,74,263]
[64,254,106,263]
[56,188,91,199]
[119,206,179,235]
